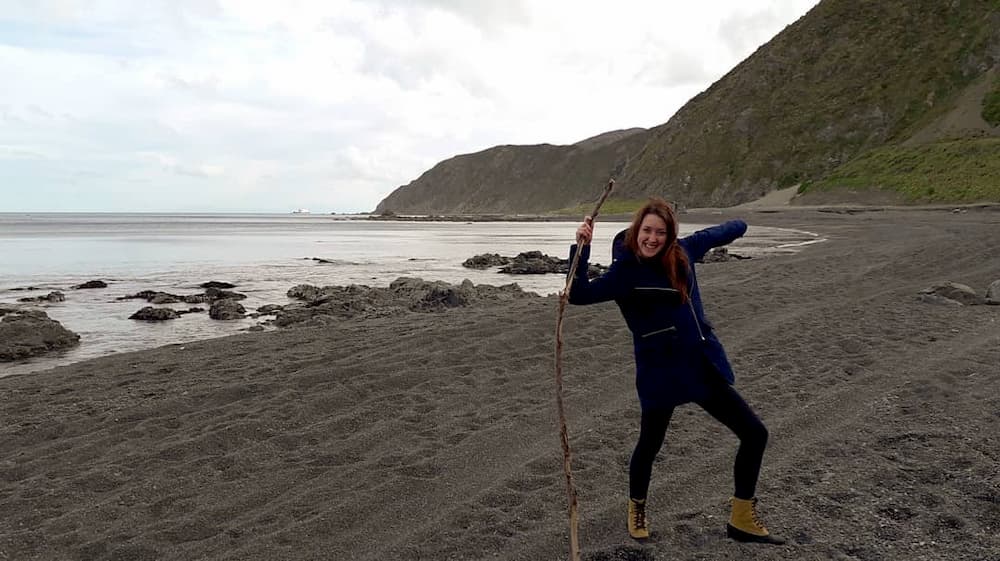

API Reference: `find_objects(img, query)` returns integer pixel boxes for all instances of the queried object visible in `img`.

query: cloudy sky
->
[1,0,818,213]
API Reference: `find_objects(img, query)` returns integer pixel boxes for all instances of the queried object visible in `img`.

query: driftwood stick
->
[554,179,615,561]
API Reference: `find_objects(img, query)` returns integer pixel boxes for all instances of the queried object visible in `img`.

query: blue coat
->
[568,220,748,410]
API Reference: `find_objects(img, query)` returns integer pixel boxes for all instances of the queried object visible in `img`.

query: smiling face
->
[636,213,668,259]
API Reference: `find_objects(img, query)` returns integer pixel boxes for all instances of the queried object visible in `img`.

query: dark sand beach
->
[2,207,998,561]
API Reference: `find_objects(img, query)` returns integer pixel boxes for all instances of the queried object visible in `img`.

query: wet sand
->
[1,207,998,561]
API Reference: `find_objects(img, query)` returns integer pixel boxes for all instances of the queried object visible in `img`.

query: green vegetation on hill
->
[983,79,1000,126]
[801,138,1000,203]
[374,129,648,215]
[551,198,650,217]
[619,0,999,206]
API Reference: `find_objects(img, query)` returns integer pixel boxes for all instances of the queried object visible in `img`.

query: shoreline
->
[5,202,993,379]
[0,217,819,377]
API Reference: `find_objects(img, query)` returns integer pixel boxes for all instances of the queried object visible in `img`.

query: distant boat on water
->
[291,208,311,214]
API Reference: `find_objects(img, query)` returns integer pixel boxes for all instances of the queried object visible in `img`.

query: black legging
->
[629,378,769,501]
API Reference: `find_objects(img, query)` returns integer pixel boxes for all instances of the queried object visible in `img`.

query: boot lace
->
[632,501,647,530]
[750,498,767,531]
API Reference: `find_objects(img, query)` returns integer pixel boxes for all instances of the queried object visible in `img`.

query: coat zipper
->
[687,297,706,341]
[640,326,677,338]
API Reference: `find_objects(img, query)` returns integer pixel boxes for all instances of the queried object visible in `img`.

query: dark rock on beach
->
[698,247,751,263]
[276,277,536,327]
[120,290,182,303]
[287,285,325,301]
[256,304,284,314]
[73,280,108,289]
[986,280,1000,305]
[205,287,247,301]
[918,282,984,306]
[0,307,80,361]
[462,253,511,269]
[120,288,245,304]
[464,250,607,278]
[129,307,181,321]
[17,291,65,303]
[209,299,246,320]
[150,293,182,305]
[497,251,563,274]
[200,281,236,289]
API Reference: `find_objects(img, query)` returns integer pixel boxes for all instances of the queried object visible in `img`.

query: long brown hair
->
[625,197,690,302]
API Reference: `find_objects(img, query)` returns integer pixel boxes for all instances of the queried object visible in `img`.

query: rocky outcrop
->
[209,299,246,320]
[498,252,566,275]
[74,280,107,289]
[120,287,246,305]
[698,247,751,263]
[918,282,985,306]
[120,291,200,304]
[0,307,80,361]
[129,307,181,321]
[287,285,325,301]
[128,306,205,321]
[205,288,247,301]
[987,280,1000,305]
[17,291,65,303]
[464,251,607,278]
[462,254,511,269]
[200,281,236,289]
[276,277,537,327]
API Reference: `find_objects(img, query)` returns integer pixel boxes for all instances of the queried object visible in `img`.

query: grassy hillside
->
[374,129,648,215]
[799,137,1000,203]
[983,75,1000,126]
[551,198,650,217]
[616,0,1000,206]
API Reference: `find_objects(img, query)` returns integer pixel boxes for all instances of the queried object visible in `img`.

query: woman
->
[568,197,783,544]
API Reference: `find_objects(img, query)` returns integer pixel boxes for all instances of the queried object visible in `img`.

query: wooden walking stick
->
[554,179,614,561]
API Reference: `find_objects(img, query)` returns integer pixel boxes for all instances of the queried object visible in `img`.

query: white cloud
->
[0,0,819,213]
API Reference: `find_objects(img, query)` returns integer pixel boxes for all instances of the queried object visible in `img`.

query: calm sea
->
[0,213,820,376]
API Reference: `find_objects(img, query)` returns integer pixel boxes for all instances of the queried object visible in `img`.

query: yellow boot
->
[628,498,650,540]
[727,497,786,544]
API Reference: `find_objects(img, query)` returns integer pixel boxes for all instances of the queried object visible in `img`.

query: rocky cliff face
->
[376,0,1000,213]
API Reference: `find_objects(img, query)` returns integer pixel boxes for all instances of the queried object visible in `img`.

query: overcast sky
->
[1,0,818,213]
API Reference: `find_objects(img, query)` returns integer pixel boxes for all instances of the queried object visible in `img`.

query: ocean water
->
[0,213,821,376]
